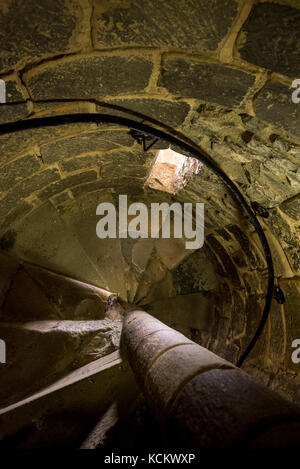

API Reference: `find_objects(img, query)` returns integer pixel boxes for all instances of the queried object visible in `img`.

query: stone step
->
[0,319,122,408]
[6,200,107,288]
[0,351,139,448]
[80,395,162,450]
[57,190,141,302]
[0,252,120,322]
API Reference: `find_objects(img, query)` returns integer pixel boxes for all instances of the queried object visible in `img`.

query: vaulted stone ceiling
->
[0,0,299,413]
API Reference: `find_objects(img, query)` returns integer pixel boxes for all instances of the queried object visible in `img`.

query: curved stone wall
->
[0,0,299,405]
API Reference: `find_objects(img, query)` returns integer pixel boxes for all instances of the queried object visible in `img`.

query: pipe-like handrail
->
[121,309,300,448]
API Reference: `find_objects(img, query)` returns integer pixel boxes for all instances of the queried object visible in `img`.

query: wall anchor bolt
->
[251,202,269,218]
[130,130,159,152]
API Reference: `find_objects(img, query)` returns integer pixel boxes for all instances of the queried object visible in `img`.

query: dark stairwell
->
[0,0,299,450]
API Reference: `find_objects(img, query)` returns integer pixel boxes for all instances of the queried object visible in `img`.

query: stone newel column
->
[121,309,300,448]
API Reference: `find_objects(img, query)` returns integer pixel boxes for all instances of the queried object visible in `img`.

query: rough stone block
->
[70,177,144,198]
[0,78,31,124]
[255,82,300,138]
[227,224,257,267]
[0,153,41,192]
[25,55,153,101]
[239,3,300,77]
[0,192,23,221]
[40,130,134,164]
[0,0,79,73]
[50,191,72,208]
[280,196,300,222]
[103,99,190,127]
[71,180,111,198]
[0,201,33,235]
[264,208,300,273]
[0,96,30,124]
[3,78,26,103]
[207,234,242,287]
[172,247,218,295]
[0,168,61,220]
[38,170,97,201]
[101,162,147,179]
[60,154,102,173]
[94,0,237,52]
[245,164,299,207]
[159,59,255,108]
[0,132,35,167]
[19,168,62,197]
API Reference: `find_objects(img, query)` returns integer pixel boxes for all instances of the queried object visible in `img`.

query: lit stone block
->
[145,148,202,194]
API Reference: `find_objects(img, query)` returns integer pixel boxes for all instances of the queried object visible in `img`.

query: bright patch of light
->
[145,148,202,195]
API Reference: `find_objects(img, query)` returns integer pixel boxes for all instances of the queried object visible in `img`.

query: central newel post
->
[121,309,300,448]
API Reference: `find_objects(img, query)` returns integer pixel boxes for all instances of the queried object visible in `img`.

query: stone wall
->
[0,0,299,404]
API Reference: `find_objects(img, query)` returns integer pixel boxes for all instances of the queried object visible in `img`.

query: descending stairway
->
[0,184,282,447]
[0,251,137,448]
[0,234,218,448]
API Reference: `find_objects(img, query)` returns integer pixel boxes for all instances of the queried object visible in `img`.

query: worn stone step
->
[0,319,122,408]
[0,252,120,322]
[0,351,139,448]
[57,190,140,302]
[5,201,107,288]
